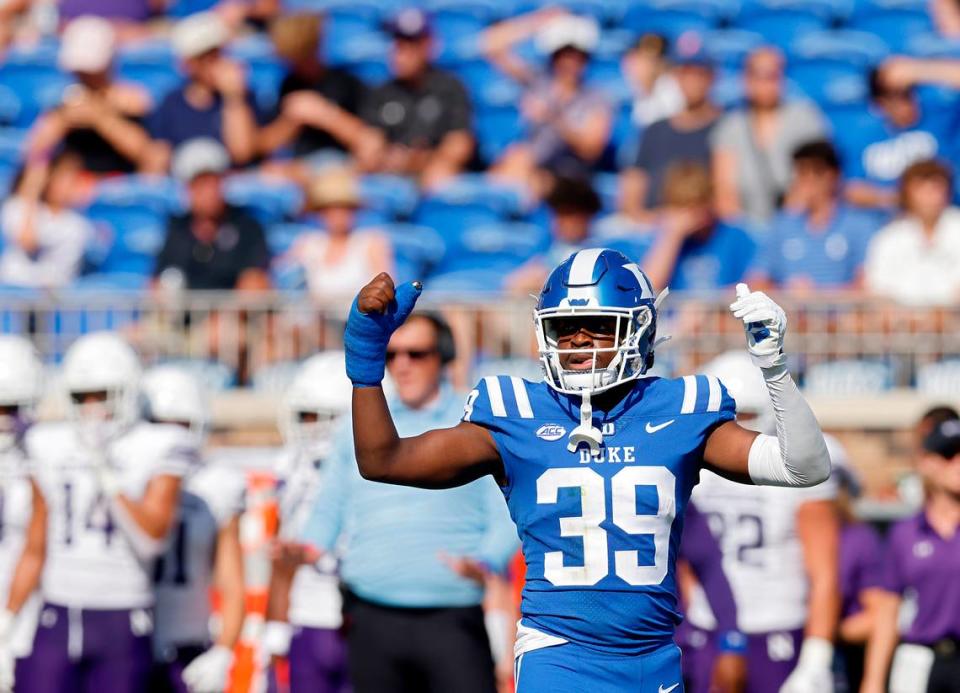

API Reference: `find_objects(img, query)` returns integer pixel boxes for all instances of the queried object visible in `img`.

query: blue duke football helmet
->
[535,247,667,396]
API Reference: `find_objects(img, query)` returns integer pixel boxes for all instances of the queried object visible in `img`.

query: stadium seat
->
[906,32,960,58]
[803,360,893,395]
[850,9,933,53]
[917,360,960,397]
[0,64,71,128]
[474,104,524,165]
[358,175,419,220]
[90,175,184,216]
[789,29,889,67]
[0,128,27,167]
[733,11,827,49]
[158,358,237,391]
[700,29,766,69]
[459,62,523,108]
[223,174,303,224]
[592,172,620,214]
[740,0,846,22]
[325,31,390,66]
[71,273,149,291]
[166,0,219,16]
[381,223,446,283]
[266,222,312,256]
[623,8,715,39]
[422,174,526,218]
[84,202,166,276]
[787,59,867,106]
[430,221,550,283]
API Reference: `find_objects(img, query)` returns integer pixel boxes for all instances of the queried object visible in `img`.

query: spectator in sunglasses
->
[841,58,960,213]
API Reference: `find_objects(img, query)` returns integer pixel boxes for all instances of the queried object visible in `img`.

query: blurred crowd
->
[0,1,958,306]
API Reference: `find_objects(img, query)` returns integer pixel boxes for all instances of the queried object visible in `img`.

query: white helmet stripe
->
[568,248,605,285]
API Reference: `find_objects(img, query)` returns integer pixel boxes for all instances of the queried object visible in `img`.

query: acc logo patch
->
[536,424,566,441]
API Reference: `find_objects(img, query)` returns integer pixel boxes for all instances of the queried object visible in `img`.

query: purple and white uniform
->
[276,448,348,693]
[840,522,884,620]
[0,446,39,660]
[16,421,195,693]
[151,463,245,691]
[687,451,837,693]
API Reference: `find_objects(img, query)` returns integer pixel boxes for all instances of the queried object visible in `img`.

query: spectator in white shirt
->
[865,159,960,305]
[0,151,92,288]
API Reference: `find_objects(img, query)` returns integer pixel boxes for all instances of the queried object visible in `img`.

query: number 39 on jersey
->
[463,373,736,654]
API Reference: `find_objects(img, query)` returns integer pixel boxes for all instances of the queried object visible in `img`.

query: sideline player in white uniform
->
[142,365,246,693]
[263,352,351,693]
[0,337,45,692]
[687,351,841,693]
[4,332,196,693]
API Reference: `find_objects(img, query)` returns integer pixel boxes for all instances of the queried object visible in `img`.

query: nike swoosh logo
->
[659,684,680,693]
[645,420,676,434]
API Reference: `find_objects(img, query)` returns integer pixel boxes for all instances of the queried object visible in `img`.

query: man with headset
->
[300,312,520,693]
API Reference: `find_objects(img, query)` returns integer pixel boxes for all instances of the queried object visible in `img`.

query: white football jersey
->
[688,436,841,633]
[153,463,246,655]
[28,421,197,610]
[0,445,39,656]
[276,448,342,629]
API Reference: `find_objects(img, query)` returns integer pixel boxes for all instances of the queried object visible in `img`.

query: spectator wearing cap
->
[621,33,683,130]
[750,141,877,292]
[259,13,375,176]
[26,16,153,176]
[831,450,886,693]
[145,12,261,172]
[864,159,960,305]
[506,177,607,294]
[620,35,721,224]
[483,9,611,193]
[842,58,960,212]
[153,139,270,291]
[0,151,92,288]
[711,46,827,225]
[356,8,474,188]
[641,162,755,292]
[279,167,392,302]
[862,418,960,693]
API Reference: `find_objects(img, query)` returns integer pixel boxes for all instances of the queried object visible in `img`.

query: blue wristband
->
[716,630,748,654]
[344,281,422,387]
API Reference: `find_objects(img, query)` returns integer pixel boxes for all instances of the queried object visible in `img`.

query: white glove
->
[730,283,787,369]
[181,645,234,693]
[0,609,15,693]
[779,637,834,693]
[262,621,293,658]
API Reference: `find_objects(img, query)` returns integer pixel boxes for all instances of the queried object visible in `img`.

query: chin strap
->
[567,390,603,456]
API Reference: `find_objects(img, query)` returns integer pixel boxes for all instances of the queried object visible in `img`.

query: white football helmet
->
[700,350,773,433]
[0,336,43,451]
[141,365,209,444]
[280,351,351,456]
[62,332,142,445]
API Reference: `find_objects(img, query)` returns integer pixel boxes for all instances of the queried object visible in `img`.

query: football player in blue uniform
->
[342,247,832,693]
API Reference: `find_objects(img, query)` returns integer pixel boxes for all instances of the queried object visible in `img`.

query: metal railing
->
[5,289,960,389]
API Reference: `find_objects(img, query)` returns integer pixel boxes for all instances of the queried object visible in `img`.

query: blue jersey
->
[463,374,736,655]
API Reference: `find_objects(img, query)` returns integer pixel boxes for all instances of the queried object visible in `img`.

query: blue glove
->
[344,280,422,387]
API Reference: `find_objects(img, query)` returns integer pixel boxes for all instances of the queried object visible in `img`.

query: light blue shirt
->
[301,384,519,609]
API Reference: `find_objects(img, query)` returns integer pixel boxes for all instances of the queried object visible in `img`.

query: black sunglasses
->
[386,348,438,362]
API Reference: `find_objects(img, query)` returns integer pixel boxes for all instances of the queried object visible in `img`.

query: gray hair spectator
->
[0,151,92,288]
[280,167,393,302]
[620,33,720,224]
[153,139,270,292]
[711,46,827,225]
[483,10,611,196]
[26,16,153,177]
[864,159,960,305]
[356,8,475,188]
[144,12,261,172]
[258,13,375,180]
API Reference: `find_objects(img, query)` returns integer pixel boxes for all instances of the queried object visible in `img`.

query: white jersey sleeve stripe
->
[681,375,697,414]
[568,248,605,285]
[511,377,534,419]
[706,375,722,413]
[484,376,508,418]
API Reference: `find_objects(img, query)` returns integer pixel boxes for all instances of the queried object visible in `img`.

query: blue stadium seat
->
[459,62,523,108]
[266,222,312,256]
[84,203,166,276]
[733,11,827,48]
[623,8,715,38]
[158,358,236,391]
[90,176,183,216]
[325,31,389,66]
[431,221,549,280]
[71,273,149,291]
[223,175,303,224]
[700,29,766,69]
[907,32,960,58]
[167,0,219,17]
[421,174,526,218]
[474,104,523,165]
[640,0,736,24]
[822,102,874,140]
[789,29,889,67]
[381,223,446,283]
[0,128,27,166]
[740,0,846,22]
[850,9,933,53]
[358,175,419,220]
[587,58,631,105]
[0,64,71,127]
[803,360,893,395]
[116,62,183,102]
[592,172,620,213]
[787,60,867,106]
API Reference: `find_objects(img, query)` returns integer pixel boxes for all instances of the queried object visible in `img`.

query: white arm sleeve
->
[747,364,832,488]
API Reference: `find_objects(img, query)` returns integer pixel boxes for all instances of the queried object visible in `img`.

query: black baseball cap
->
[923,418,960,459]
